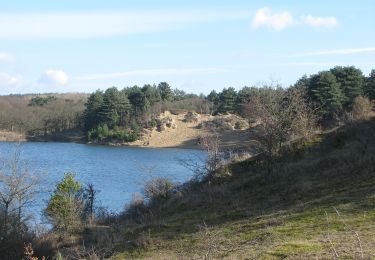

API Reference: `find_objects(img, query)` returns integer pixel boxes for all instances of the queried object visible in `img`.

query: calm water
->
[0,142,205,223]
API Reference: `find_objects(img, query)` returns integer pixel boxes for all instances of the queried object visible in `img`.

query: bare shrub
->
[243,87,316,156]
[63,244,113,260]
[183,111,200,123]
[349,96,372,121]
[124,193,148,224]
[0,144,39,240]
[143,178,175,202]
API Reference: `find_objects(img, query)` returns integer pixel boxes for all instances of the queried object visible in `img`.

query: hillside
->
[0,93,87,140]
[130,111,253,149]
[108,118,375,259]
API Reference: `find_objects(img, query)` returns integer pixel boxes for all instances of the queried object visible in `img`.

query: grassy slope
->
[112,118,375,259]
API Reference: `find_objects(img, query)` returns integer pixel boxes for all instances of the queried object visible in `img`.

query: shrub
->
[350,96,372,121]
[183,111,199,123]
[44,173,84,235]
[143,178,175,202]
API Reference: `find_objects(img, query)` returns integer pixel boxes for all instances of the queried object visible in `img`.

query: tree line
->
[0,94,86,137]
[207,66,374,122]
[83,82,208,142]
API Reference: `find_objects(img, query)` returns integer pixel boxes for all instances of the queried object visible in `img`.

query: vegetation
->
[44,173,84,235]
[0,65,374,258]
[0,146,39,259]
[109,116,375,259]
[0,93,87,139]
[82,83,209,143]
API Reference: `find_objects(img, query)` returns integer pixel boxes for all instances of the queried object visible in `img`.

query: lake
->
[0,142,205,223]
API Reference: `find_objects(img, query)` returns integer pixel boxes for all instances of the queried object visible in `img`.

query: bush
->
[184,111,199,123]
[143,178,175,202]
[350,96,372,121]
[87,124,140,142]
[44,173,84,235]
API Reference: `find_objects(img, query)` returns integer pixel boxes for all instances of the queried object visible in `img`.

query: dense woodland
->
[0,66,375,258]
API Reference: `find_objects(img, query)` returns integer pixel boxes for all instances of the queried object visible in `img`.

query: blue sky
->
[0,0,374,95]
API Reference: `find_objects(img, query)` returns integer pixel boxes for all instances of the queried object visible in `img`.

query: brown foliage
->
[243,87,316,155]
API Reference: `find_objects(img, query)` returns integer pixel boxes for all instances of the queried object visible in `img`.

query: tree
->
[173,89,187,101]
[245,87,315,156]
[127,86,150,116]
[84,90,104,131]
[207,90,219,105]
[330,66,365,107]
[218,87,237,113]
[364,69,375,100]
[309,71,344,120]
[83,183,97,225]
[98,87,130,128]
[45,172,83,235]
[0,145,38,238]
[158,82,173,102]
[142,84,161,104]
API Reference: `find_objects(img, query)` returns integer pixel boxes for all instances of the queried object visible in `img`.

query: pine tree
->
[330,66,365,107]
[309,71,344,119]
[218,87,237,113]
[83,90,104,131]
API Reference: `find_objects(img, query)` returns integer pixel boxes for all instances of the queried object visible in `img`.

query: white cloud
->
[76,68,228,81]
[0,72,22,86]
[251,8,339,31]
[251,7,294,31]
[0,10,249,39]
[302,15,339,29]
[39,69,69,85]
[0,53,15,62]
[293,46,375,57]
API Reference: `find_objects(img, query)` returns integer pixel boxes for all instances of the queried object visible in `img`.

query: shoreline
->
[0,133,203,150]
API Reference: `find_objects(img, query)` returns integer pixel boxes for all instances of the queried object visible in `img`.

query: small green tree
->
[218,87,237,113]
[158,82,173,102]
[45,173,83,235]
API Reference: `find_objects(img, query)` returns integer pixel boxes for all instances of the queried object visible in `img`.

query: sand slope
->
[130,111,256,150]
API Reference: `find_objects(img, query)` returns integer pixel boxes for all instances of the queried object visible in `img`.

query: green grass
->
[111,119,375,259]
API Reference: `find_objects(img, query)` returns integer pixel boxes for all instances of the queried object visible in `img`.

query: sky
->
[0,0,374,95]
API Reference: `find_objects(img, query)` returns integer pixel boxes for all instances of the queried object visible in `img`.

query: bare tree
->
[243,86,316,157]
[0,144,39,238]
[179,134,224,181]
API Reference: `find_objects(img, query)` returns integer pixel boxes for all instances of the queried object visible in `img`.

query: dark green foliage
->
[207,90,219,105]
[158,82,173,102]
[84,90,104,131]
[365,69,375,100]
[142,84,161,104]
[330,66,365,107]
[83,83,204,143]
[173,89,187,101]
[309,71,344,119]
[28,95,57,106]
[98,87,131,128]
[87,124,139,142]
[127,86,150,116]
[218,87,237,113]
